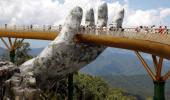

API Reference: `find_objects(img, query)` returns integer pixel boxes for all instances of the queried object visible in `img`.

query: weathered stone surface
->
[0,61,19,100]
[4,72,41,100]
[19,4,107,89]
[112,8,125,28]
[0,61,19,79]
[85,8,95,27]
[4,4,108,99]
[97,2,108,27]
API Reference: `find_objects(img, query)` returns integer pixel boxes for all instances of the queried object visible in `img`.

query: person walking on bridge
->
[158,26,164,34]
[164,26,168,34]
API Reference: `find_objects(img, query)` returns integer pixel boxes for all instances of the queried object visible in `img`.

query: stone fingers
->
[53,6,83,43]
[84,2,108,35]
[97,2,108,28]
[96,2,108,35]
[112,8,125,28]
[85,8,95,27]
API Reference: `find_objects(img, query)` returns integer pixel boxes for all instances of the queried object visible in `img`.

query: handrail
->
[1,28,170,60]
[75,34,170,60]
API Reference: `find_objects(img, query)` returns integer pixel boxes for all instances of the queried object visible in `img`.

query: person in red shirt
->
[158,26,164,34]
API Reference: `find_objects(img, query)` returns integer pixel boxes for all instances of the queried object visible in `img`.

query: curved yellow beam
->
[135,51,156,81]
[1,30,170,60]
[0,30,58,40]
[75,34,170,60]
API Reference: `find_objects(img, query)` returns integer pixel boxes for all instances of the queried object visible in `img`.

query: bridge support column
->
[153,81,165,100]
[9,50,15,63]
[135,51,167,100]
[68,73,74,100]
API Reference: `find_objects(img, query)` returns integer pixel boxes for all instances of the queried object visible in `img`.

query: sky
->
[0,0,170,48]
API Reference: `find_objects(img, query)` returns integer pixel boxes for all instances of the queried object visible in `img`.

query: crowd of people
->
[81,24,169,35]
[135,25,169,34]
[2,24,169,35]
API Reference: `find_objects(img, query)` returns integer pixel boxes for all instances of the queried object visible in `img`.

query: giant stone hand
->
[4,3,108,99]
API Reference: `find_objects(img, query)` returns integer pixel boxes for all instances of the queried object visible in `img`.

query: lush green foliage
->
[15,40,32,65]
[42,73,137,100]
[74,73,137,100]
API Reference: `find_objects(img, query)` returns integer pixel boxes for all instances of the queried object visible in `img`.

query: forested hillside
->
[101,74,170,100]
[42,73,138,100]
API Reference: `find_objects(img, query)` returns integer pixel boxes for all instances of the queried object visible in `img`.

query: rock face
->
[112,8,125,28]
[4,3,108,99]
[85,8,95,27]
[0,61,19,99]
[4,72,41,100]
[0,61,19,79]
[97,2,108,27]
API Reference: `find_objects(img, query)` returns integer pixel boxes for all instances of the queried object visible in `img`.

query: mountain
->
[101,74,170,100]
[28,48,44,57]
[0,47,7,55]
[80,47,170,76]
[78,47,170,99]
[0,47,44,57]
[0,47,9,60]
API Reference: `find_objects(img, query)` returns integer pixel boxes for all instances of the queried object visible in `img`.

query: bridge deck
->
[0,27,170,60]
[0,29,57,40]
[76,34,170,60]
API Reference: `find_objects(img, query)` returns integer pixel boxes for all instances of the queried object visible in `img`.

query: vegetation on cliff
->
[42,73,137,100]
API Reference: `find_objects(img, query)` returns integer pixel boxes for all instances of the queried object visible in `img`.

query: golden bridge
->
[0,25,170,100]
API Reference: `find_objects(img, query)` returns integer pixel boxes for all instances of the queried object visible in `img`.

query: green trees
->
[73,73,137,100]
[74,73,109,100]
[0,39,32,65]
[42,73,137,100]
[15,40,32,65]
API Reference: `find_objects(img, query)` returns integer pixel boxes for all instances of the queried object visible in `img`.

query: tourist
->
[48,25,51,31]
[119,26,124,32]
[135,27,139,32]
[164,26,168,34]
[144,26,149,33]
[30,25,33,30]
[138,26,145,33]
[151,25,156,33]
[5,24,7,29]
[158,26,163,34]
[59,25,62,31]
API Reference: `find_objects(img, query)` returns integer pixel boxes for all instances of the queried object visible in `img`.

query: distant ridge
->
[28,47,44,57]
[1,47,169,76]
[0,47,7,55]
[81,48,170,76]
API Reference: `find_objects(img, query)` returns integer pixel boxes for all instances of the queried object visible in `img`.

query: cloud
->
[0,0,169,27]
[160,8,170,19]
[124,9,160,27]
[0,0,67,25]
